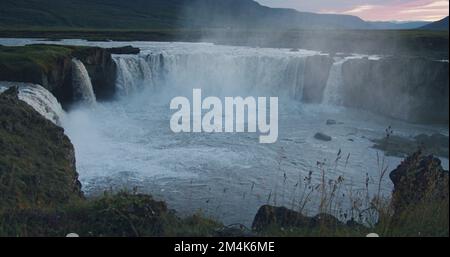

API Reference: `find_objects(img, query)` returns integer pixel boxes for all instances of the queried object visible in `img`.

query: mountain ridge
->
[420,16,449,30]
[0,0,371,30]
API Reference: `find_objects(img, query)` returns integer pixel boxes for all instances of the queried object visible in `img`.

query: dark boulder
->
[326,119,337,125]
[252,205,345,231]
[314,132,332,141]
[389,151,449,215]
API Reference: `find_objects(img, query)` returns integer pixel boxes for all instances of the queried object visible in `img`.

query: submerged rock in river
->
[314,132,332,141]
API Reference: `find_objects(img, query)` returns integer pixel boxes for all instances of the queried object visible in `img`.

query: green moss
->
[0,192,222,237]
[0,88,83,211]
[0,45,71,72]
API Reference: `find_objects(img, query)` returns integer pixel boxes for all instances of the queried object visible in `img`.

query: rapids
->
[0,39,448,226]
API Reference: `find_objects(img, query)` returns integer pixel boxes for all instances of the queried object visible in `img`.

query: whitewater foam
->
[0,81,65,125]
[71,58,97,106]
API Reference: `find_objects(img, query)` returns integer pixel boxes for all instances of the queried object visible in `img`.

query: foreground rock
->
[252,205,360,233]
[389,151,449,216]
[0,191,223,237]
[0,87,83,211]
[0,88,222,236]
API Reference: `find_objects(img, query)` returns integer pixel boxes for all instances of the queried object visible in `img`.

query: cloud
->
[342,5,377,14]
[255,0,449,21]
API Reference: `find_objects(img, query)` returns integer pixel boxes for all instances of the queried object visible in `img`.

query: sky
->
[255,0,449,21]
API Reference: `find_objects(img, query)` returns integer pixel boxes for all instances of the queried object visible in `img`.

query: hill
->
[368,21,430,30]
[0,0,372,30]
[421,16,449,31]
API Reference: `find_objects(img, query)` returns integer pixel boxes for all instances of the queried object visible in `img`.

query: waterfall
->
[112,52,309,99]
[0,81,65,126]
[322,57,348,105]
[322,56,372,106]
[71,58,97,106]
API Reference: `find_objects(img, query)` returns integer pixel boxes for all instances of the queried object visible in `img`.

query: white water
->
[323,57,348,105]
[323,55,382,106]
[113,47,313,100]
[0,81,65,125]
[1,39,448,226]
[71,58,97,106]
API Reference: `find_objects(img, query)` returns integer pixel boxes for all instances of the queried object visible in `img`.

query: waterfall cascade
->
[322,57,348,105]
[112,47,382,108]
[322,55,380,106]
[113,53,309,98]
[0,81,65,125]
[71,58,97,106]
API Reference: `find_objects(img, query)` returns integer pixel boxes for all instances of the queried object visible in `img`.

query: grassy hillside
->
[0,0,371,30]
[0,0,184,30]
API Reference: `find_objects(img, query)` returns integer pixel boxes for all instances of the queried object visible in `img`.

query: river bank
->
[0,42,448,236]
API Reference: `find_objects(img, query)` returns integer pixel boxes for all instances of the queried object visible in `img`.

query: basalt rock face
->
[341,57,449,124]
[389,151,449,215]
[0,45,117,107]
[107,45,140,55]
[73,47,117,100]
[0,87,83,211]
[302,55,334,103]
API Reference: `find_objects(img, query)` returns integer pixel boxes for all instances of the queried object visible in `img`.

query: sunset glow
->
[257,0,449,21]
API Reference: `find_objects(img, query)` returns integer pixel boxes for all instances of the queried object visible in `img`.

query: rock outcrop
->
[107,45,140,55]
[314,132,332,141]
[252,205,346,232]
[73,47,117,100]
[341,56,449,124]
[0,44,118,106]
[389,151,449,215]
[0,87,83,211]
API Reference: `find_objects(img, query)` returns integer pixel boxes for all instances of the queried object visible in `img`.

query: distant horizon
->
[256,0,449,22]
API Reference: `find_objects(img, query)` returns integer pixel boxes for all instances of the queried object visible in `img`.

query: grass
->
[0,29,447,61]
[0,146,447,237]
[0,87,84,211]
[252,142,448,237]
[0,44,95,72]
[0,191,223,237]
[0,45,74,72]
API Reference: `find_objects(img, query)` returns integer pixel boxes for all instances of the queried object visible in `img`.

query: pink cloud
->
[321,0,449,21]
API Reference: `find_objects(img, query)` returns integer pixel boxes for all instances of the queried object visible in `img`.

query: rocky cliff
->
[0,44,117,107]
[341,57,449,124]
[0,87,83,211]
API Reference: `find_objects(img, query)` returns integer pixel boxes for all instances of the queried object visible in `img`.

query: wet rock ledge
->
[0,44,139,107]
